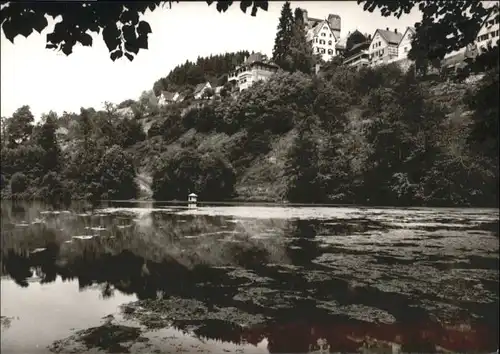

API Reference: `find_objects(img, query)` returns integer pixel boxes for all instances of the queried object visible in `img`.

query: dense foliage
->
[1,104,142,202]
[1,61,497,206]
[152,148,235,201]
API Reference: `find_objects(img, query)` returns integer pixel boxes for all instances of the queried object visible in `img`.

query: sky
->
[1,1,425,120]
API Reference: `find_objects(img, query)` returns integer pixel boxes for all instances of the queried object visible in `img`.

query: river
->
[1,201,498,353]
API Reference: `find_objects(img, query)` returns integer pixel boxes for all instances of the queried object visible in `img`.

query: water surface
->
[1,201,498,353]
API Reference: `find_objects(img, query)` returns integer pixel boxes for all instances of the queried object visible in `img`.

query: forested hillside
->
[1,61,497,207]
[1,0,498,207]
[151,51,250,96]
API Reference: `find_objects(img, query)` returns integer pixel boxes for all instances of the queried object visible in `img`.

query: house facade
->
[158,91,181,106]
[397,27,416,60]
[227,53,279,91]
[193,82,212,100]
[441,3,498,72]
[343,42,371,68]
[474,4,499,53]
[301,9,342,62]
[343,30,371,69]
[368,28,403,67]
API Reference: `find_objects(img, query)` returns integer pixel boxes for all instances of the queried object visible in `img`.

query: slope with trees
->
[152,51,250,96]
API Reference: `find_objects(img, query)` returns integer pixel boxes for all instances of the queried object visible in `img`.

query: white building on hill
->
[227,53,279,91]
[368,28,403,66]
[301,9,343,62]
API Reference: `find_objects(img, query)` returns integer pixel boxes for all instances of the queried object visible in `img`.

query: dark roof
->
[307,17,322,27]
[376,29,403,45]
[161,91,176,101]
[350,41,370,53]
[245,52,265,64]
[193,82,209,95]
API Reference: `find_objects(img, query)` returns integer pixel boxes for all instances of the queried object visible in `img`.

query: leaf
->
[137,20,152,35]
[61,42,73,56]
[33,14,48,33]
[102,24,120,52]
[79,33,93,46]
[125,52,134,61]
[240,1,252,13]
[2,20,17,43]
[45,43,58,49]
[125,40,139,54]
[257,2,268,11]
[216,1,232,13]
[120,9,139,25]
[110,49,123,61]
[137,34,148,49]
[18,19,34,38]
[122,24,136,42]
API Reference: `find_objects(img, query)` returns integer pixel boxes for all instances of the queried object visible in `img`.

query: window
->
[321,48,326,54]
[319,39,325,44]
[321,32,326,36]
[328,40,332,45]
[329,34,332,37]
[328,49,333,54]
[404,47,408,52]
[315,38,318,43]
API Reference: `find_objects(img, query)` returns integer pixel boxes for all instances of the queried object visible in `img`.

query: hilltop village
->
[152,3,499,110]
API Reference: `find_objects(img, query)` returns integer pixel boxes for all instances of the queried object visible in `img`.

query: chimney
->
[386,27,389,31]
[394,28,398,33]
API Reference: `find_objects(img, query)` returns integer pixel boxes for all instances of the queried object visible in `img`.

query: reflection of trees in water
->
[1,204,498,353]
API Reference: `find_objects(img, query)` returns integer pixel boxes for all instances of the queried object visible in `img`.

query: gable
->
[369,31,388,49]
[313,20,337,40]
[400,27,415,44]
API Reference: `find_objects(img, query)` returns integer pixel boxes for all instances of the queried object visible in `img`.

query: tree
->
[40,171,65,201]
[152,149,235,201]
[10,172,27,195]
[97,145,138,200]
[139,90,159,116]
[0,1,268,61]
[34,111,61,172]
[285,115,324,203]
[465,67,499,162]
[6,105,35,147]
[357,0,499,75]
[286,7,315,74]
[0,116,9,150]
[272,1,294,70]
[78,107,94,151]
